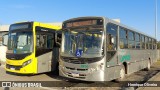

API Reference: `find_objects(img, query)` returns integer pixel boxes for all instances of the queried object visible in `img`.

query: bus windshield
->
[61,28,104,58]
[8,31,33,54]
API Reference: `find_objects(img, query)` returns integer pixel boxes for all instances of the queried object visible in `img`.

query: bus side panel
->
[151,50,157,63]
[119,49,155,75]
[37,51,52,73]
[105,52,121,80]
[126,50,147,74]
[127,60,148,75]
[104,65,121,81]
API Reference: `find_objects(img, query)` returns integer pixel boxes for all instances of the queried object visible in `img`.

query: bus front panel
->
[5,54,37,74]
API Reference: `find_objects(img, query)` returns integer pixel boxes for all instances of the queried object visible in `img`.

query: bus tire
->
[145,60,151,71]
[116,66,125,81]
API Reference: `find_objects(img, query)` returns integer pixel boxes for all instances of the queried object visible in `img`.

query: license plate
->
[10,68,15,70]
[71,73,79,77]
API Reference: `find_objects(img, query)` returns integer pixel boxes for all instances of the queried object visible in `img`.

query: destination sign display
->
[10,23,31,31]
[64,19,103,28]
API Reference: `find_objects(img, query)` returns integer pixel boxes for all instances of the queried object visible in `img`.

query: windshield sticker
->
[75,49,83,57]
[13,49,17,54]
[119,50,131,62]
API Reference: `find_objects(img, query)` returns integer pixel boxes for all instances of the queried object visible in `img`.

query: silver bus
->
[59,17,157,81]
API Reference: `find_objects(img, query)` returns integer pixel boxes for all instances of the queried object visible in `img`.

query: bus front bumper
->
[59,61,105,82]
[5,63,36,74]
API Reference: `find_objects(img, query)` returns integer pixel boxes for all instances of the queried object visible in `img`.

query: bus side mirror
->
[55,32,61,47]
[2,34,8,46]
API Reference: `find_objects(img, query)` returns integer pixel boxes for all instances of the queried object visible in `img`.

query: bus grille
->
[65,67,88,71]
[61,56,103,64]
[64,59,84,64]
[6,64,22,70]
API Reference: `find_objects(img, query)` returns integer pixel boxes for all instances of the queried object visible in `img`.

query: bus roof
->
[14,21,61,30]
[63,16,156,40]
[106,17,156,39]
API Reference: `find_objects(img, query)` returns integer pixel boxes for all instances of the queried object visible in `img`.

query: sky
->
[0,0,160,40]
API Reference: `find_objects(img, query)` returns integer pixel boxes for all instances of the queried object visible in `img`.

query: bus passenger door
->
[106,23,118,65]
[106,34,117,62]
[36,32,54,73]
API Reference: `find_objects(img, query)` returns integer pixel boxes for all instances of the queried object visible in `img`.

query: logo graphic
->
[13,49,17,54]
[2,82,11,87]
[119,50,131,62]
[75,49,83,57]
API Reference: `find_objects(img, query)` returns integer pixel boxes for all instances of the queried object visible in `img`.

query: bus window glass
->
[8,31,33,54]
[61,29,103,58]
[153,39,156,49]
[135,33,140,41]
[120,28,127,39]
[107,23,117,50]
[36,32,54,56]
[128,31,134,40]
[145,37,148,49]
[128,31,135,49]
[120,39,128,49]
[141,35,145,49]
[149,38,152,49]
[119,28,128,49]
[135,33,140,49]
[36,33,53,49]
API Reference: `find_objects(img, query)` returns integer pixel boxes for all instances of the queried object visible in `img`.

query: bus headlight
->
[22,60,32,67]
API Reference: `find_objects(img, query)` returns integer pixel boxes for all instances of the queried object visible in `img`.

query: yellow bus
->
[5,21,61,74]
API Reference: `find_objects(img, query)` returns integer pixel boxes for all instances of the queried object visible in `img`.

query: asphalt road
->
[0,60,160,90]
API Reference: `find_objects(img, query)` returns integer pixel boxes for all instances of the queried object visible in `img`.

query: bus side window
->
[37,33,53,49]
[128,31,135,49]
[141,35,145,49]
[107,34,116,50]
[119,28,128,49]
[145,37,148,49]
[153,39,156,49]
[36,32,53,56]
[107,23,117,51]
